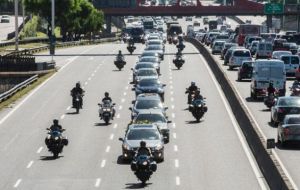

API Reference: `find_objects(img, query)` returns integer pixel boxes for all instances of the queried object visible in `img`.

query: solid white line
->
[174,145,178,152]
[66,106,71,110]
[60,114,65,120]
[14,179,22,188]
[109,134,114,140]
[95,178,101,187]
[118,105,123,110]
[101,159,106,168]
[113,124,118,129]
[26,160,34,169]
[36,146,43,154]
[198,52,268,190]
[106,146,111,153]
[172,123,176,128]
[176,176,180,186]
[173,133,177,139]
[175,159,179,168]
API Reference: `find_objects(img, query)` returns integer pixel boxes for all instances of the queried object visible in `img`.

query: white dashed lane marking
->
[106,146,111,153]
[37,147,43,154]
[26,161,34,169]
[66,106,71,110]
[118,105,123,110]
[113,124,118,129]
[172,113,175,118]
[175,159,179,168]
[95,178,101,187]
[173,133,177,139]
[109,134,114,140]
[172,123,176,129]
[171,105,175,109]
[101,160,106,168]
[14,179,22,188]
[176,176,180,186]
[60,114,65,120]
[174,145,178,152]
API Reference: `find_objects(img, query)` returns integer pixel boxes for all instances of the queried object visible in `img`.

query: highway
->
[0,39,267,188]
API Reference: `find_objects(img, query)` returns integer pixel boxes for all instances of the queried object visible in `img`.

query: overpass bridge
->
[93,0,300,32]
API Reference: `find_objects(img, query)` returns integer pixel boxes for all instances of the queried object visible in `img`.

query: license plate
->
[290,108,298,114]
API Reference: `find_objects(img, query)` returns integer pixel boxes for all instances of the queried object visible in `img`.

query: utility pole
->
[50,0,55,59]
[15,0,19,51]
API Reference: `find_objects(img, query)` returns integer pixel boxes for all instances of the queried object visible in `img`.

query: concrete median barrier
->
[185,37,292,190]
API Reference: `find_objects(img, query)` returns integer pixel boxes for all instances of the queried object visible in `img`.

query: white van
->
[280,55,300,77]
[250,59,286,99]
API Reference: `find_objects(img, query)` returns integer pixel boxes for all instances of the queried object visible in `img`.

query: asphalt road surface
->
[0,39,268,189]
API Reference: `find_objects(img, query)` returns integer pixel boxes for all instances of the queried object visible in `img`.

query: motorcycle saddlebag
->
[150,161,157,172]
[62,138,69,146]
[131,161,137,171]
[202,106,208,112]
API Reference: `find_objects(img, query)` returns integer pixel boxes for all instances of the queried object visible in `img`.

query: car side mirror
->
[132,87,135,91]
[162,84,166,87]
[165,107,168,110]
[131,100,136,104]
[118,138,124,142]
[131,68,133,70]
[113,103,116,106]
[129,107,132,111]
[46,128,50,130]
[98,103,101,106]
[167,120,172,123]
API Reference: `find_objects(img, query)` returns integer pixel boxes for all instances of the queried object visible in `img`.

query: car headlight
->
[155,144,163,150]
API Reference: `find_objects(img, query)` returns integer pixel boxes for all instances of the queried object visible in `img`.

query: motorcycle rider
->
[136,141,152,157]
[128,37,135,47]
[292,78,300,87]
[186,82,199,93]
[50,119,63,132]
[267,82,275,96]
[193,90,204,101]
[100,92,115,119]
[71,82,84,108]
[117,50,124,62]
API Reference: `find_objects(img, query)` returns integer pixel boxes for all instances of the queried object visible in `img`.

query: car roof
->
[284,114,300,119]
[128,124,157,130]
[137,68,156,72]
[136,109,165,115]
[136,93,161,100]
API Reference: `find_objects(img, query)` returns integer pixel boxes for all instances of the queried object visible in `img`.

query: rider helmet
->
[76,82,80,88]
[140,140,146,147]
[53,119,59,125]
[104,92,109,97]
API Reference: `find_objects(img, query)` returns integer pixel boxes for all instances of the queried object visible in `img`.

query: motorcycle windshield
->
[51,131,61,137]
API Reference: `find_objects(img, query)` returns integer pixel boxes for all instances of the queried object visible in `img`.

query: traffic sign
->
[264,3,284,14]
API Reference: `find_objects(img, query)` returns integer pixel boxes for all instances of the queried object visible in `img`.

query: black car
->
[237,61,254,81]
[134,79,166,101]
[271,97,300,126]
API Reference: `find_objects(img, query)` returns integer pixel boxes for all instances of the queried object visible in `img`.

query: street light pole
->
[51,0,55,61]
[15,0,19,51]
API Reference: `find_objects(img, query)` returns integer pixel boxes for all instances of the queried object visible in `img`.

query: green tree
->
[24,0,103,40]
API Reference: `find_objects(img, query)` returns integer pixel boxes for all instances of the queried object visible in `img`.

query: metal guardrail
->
[4,37,119,56]
[0,75,38,103]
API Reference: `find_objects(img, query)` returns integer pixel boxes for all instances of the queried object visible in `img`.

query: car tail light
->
[283,128,290,136]
[278,108,285,113]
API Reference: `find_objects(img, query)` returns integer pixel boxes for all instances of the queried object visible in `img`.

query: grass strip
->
[0,70,56,111]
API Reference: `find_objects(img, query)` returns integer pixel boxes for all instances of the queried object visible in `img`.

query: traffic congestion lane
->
[0,42,130,189]
[203,39,300,188]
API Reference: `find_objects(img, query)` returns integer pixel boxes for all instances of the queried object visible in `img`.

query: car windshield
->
[142,52,157,57]
[138,79,159,86]
[233,50,251,57]
[136,114,167,123]
[135,64,154,70]
[291,57,300,64]
[127,129,159,140]
[140,57,158,62]
[138,69,157,76]
[287,117,300,124]
[136,100,162,109]
[278,98,300,106]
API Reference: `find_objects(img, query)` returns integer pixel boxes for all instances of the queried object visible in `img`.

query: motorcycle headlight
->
[155,144,163,150]
[54,137,59,141]
[122,143,131,150]
[143,161,148,166]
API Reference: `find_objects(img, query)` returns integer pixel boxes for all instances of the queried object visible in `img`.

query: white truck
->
[250,59,286,99]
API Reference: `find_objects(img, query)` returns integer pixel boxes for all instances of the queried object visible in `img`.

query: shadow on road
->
[40,155,63,161]
[125,182,152,189]
[94,122,111,127]
[185,120,202,124]
[117,155,130,165]
[66,111,78,115]
[261,108,270,112]
[245,97,262,103]
[267,121,277,128]
[236,79,251,82]
[112,69,122,72]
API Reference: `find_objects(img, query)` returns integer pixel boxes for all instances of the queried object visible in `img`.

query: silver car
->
[133,109,171,143]
[135,68,158,83]
[278,114,300,147]
[228,48,252,70]
[132,62,156,82]
[139,56,160,74]
[119,124,165,161]
[145,45,164,60]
